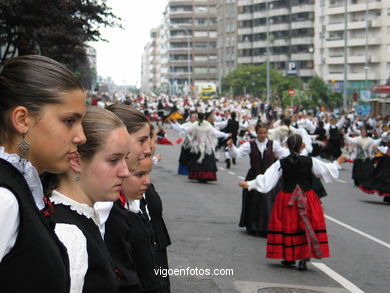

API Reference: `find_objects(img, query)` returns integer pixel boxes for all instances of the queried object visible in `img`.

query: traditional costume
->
[247,156,340,262]
[185,120,218,182]
[229,139,286,236]
[359,145,390,202]
[0,150,70,293]
[50,191,118,293]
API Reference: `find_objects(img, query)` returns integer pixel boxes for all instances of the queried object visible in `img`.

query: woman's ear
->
[11,106,30,134]
[301,143,306,150]
[69,153,82,173]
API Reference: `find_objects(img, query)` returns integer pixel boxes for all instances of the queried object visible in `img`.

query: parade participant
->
[343,126,378,186]
[359,141,390,203]
[47,107,130,293]
[185,112,219,182]
[239,134,345,271]
[0,55,86,292]
[169,112,197,175]
[221,111,239,168]
[322,115,345,160]
[227,122,287,237]
[122,157,168,292]
[144,126,171,292]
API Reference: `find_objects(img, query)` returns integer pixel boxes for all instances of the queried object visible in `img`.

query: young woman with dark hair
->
[0,55,86,292]
[227,122,287,237]
[47,107,131,293]
[240,134,345,271]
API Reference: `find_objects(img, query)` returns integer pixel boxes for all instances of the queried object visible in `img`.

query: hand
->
[336,154,346,165]
[239,181,249,189]
[226,138,234,147]
[155,154,162,161]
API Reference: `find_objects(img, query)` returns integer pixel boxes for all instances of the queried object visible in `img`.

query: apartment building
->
[236,0,315,81]
[141,27,163,94]
[217,0,238,88]
[315,0,390,94]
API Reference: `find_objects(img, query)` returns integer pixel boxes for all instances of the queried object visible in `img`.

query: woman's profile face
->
[122,157,152,200]
[127,124,151,165]
[80,126,131,204]
[27,89,86,174]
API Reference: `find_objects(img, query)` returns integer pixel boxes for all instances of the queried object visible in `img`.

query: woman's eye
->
[64,119,75,125]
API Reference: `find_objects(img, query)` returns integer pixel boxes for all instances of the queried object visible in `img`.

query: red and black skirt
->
[266,189,329,261]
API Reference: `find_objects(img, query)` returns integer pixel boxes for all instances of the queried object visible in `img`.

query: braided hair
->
[287,133,302,159]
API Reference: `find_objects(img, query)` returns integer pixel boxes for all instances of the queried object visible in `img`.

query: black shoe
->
[298,260,307,271]
[281,260,296,267]
[232,158,236,165]
[225,159,231,169]
[383,196,390,204]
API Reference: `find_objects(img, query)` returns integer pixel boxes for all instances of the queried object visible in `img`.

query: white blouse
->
[51,190,102,293]
[0,147,44,261]
[247,158,341,193]
[229,139,289,160]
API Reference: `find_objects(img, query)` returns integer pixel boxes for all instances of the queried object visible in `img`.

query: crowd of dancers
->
[1,54,389,293]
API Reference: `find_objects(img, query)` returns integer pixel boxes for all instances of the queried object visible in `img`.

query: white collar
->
[126,199,140,214]
[256,139,268,146]
[51,190,101,225]
[0,146,44,210]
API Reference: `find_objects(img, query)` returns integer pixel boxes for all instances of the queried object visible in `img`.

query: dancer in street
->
[227,122,287,237]
[240,134,345,271]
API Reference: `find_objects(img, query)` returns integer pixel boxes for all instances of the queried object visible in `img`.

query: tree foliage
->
[0,0,120,71]
[221,64,302,100]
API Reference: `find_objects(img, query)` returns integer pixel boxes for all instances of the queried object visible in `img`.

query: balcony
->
[238,13,253,21]
[328,1,381,15]
[291,53,314,60]
[291,20,314,30]
[291,4,314,14]
[290,37,313,45]
[238,42,253,49]
[237,56,253,64]
[238,27,253,35]
[269,23,290,32]
[268,8,290,17]
[299,69,314,77]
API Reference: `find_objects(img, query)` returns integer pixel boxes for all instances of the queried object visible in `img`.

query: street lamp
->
[168,24,191,94]
[343,0,348,109]
[266,1,270,103]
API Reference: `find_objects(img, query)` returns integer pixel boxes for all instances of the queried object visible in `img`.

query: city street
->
[152,128,389,293]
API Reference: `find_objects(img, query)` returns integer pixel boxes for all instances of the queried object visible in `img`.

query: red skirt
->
[266,189,329,261]
[188,171,217,181]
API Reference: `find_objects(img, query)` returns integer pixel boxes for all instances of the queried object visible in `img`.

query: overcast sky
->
[90,0,168,86]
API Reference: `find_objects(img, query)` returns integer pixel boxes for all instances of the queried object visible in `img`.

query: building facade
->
[314,0,390,94]
[236,0,315,81]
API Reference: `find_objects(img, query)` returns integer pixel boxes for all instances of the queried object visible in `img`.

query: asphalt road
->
[151,128,389,293]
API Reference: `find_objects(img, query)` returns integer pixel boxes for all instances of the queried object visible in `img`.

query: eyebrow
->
[64,112,84,119]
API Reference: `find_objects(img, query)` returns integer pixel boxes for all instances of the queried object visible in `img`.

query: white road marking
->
[335,179,347,183]
[238,176,245,180]
[312,262,365,293]
[219,167,226,171]
[325,215,390,249]
[228,171,236,175]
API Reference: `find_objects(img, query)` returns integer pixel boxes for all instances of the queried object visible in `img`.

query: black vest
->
[145,184,171,250]
[51,203,118,293]
[0,159,70,293]
[104,201,142,293]
[125,207,165,291]
[280,156,313,192]
[247,140,274,180]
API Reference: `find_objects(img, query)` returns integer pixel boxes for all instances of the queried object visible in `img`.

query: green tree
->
[221,64,303,100]
[0,0,120,71]
[307,75,329,107]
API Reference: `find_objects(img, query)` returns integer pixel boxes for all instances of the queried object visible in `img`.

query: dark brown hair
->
[0,55,83,142]
[287,133,302,157]
[255,122,268,133]
[77,106,125,161]
[106,103,150,134]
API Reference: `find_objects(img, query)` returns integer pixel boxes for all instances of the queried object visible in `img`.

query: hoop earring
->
[18,134,30,174]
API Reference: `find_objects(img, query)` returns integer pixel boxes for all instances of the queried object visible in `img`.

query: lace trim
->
[0,147,44,210]
[51,190,101,225]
